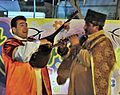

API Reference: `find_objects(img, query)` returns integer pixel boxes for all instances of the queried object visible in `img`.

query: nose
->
[24,27,28,32]
[24,26,28,29]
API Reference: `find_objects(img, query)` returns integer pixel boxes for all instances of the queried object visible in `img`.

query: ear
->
[94,26,99,31]
[12,27,16,34]
[96,26,99,30]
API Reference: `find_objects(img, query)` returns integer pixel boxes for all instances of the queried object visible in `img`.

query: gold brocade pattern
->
[92,39,115,95]
[84,30,116,95]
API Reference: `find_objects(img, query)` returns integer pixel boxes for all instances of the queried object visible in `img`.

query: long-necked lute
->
[29,10,79,68]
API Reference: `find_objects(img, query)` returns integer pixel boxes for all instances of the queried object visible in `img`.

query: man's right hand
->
[69,34,79,46]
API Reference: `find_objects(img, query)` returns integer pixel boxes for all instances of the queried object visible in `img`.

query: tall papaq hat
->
[84,9,107,27]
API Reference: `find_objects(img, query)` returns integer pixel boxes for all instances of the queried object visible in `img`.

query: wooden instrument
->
[40,10,79,44]
[29,10,79,68]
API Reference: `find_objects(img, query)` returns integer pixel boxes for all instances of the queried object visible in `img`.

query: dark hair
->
[98,25,103,30]
[11,16,26,28]
[92,23,103,30]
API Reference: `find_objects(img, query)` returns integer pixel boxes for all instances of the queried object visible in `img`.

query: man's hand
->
[69,34,79,46]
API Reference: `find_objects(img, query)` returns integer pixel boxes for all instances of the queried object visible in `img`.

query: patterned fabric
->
[84,30,116,95]
[3,38,24,59]
[2,38,52,95]
[67,30,116,95]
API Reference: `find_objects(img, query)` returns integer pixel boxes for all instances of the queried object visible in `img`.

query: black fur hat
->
[84,9,107,26]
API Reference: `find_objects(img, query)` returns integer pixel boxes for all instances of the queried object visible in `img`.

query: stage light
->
[24,0,28,2]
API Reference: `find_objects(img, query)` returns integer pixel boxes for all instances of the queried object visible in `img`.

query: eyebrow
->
[18,22,27,26]
[19,22,26,24]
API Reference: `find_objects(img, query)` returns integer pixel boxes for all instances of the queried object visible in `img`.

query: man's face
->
[83,22,95,35]
[12,20,28,39]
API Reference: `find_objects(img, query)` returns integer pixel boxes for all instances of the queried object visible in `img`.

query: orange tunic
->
[2,38,52,95]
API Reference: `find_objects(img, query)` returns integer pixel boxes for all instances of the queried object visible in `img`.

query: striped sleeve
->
[3,38,23,58]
